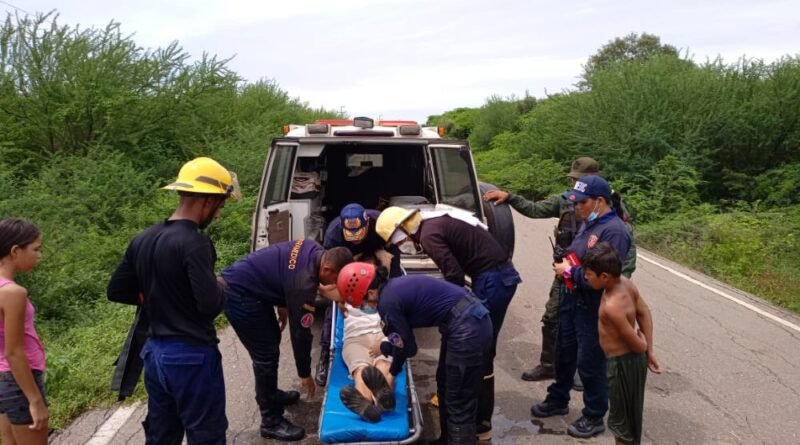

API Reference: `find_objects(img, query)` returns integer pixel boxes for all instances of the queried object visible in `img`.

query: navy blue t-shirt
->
[221,240,322,377]
[568,211,631,298]
[377,275,471,375]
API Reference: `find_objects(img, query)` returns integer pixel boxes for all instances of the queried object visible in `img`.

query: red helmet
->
[337,262,376,307]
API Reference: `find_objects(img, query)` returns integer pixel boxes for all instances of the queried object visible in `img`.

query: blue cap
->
[340,203,368,242]
[563,175,612,203]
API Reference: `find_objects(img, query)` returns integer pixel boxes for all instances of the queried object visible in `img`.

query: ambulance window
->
[265,145,296,205]
[431,146,478,213]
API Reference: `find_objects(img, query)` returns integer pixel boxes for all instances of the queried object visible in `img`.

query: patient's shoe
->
[361,365,396,411]
[340,385,381,422]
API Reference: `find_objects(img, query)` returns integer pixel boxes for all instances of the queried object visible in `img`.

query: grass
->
[635,206,800,314]
[39,300,146,429]
[41,297,232,430]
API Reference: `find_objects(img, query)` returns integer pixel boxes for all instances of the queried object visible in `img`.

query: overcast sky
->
[7,0,800,122]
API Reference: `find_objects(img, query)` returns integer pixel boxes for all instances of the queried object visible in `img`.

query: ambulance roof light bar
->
[378,120,418,127]
[353,116,374,129]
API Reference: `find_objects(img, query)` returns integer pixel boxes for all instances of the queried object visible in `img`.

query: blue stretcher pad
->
[319,309,413,444]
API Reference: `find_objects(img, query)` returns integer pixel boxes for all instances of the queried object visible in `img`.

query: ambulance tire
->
[479,182,515,259]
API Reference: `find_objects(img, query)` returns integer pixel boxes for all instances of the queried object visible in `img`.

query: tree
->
[427,107,479,140]
[469,96,521,151]
[579,32,681,89]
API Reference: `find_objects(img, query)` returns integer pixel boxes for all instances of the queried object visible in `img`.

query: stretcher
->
[319,308,423,444]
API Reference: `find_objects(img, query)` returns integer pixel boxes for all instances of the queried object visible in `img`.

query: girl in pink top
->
[0,218,48,445]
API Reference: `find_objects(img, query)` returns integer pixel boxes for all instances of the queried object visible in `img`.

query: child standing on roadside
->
[583,242,660,445]
[0,218,48,445]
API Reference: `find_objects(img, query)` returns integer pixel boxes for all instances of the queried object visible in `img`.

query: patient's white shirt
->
[343,304,383,340]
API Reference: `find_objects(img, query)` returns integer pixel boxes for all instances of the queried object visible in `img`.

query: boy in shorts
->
[583,242,661,445]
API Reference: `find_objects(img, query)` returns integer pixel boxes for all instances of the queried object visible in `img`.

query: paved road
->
[53,213,800,444]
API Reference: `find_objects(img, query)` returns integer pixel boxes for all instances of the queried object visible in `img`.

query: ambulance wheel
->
[479,182,515,259]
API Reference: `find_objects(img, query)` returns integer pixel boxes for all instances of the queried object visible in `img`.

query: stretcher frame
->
[318,306,424,445]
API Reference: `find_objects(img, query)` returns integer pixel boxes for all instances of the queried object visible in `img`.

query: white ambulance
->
[252,116,514,274]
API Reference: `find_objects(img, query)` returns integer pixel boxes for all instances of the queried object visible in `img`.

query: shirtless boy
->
[583,242,661,445]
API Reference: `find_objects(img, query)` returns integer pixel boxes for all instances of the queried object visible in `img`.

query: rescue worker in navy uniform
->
[483,157,637,384]
[220,240,353,441]
[337,262,492,445]
[375,207,521,440]
[107,157,237,444]
[531,175,632,439]
[315,203,403,386]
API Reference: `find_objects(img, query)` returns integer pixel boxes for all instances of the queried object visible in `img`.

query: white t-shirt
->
[343,304,383,340]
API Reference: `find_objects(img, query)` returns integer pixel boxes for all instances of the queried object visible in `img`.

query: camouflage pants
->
[541,277,561,331]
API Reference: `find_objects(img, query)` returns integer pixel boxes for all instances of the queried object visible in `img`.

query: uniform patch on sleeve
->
[300,313,314,328]
[588,234,599,249]
[388,333,404,349]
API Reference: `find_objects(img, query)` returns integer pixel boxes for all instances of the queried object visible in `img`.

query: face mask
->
[586,200,600,222]
[397,240,417,255]
[361,305,378,315]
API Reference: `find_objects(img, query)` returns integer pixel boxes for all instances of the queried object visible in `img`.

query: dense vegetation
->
[0,12,339,427]
[429,33,800,313]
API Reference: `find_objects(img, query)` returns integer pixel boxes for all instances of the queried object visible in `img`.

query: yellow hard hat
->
[163,157,239,199]
[376,206,421,242]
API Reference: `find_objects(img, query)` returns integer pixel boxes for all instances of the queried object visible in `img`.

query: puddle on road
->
[479,410,566,444]
[528,418,566,436]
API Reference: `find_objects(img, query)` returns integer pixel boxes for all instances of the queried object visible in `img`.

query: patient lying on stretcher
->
[338,299,396,422]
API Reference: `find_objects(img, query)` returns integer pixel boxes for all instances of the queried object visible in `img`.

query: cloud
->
[13,0,800,121]
[285,54,583,120]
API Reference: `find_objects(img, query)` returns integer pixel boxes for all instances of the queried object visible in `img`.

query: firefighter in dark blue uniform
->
[531,175,632,439]
[316,203,404,386]
[220,240,352,441]
[337,262,492,445]
[375,207,521,439]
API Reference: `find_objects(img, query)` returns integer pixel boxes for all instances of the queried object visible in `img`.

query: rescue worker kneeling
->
[337,262,492,445]
[220,241,353,441]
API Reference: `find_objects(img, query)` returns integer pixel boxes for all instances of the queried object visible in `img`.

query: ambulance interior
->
[291,143,431,243]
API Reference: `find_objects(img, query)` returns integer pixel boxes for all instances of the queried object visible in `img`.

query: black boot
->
[530,399,569,418]
[254,361,305,440]
[260,418,305,441]
[276,388,300,406]
[315,349,330,387]
[521,325,555,381]
[437,391,448,444]
[340,385,381,422]
[449,422,477,445]
[361,365,395,411]
[475,375,494,441]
